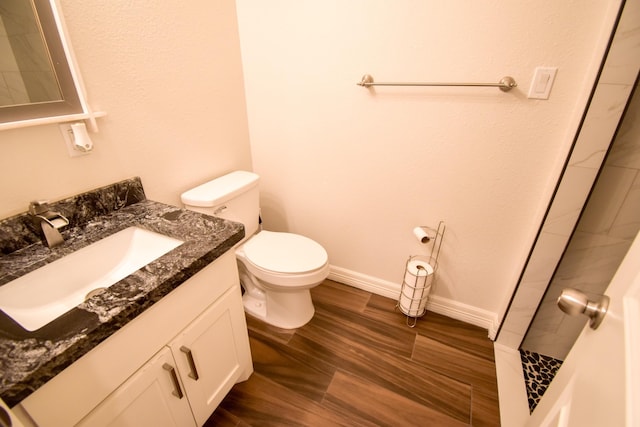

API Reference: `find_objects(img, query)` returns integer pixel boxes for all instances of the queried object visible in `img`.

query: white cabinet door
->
[77,347,196,427]
[169,288,248,426]
[75,287,251,427]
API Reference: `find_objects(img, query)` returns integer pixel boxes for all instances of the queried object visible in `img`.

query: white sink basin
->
[0,226,183,331]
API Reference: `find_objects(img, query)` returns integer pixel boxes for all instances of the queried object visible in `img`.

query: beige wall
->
[236,0,622,329]
[0,0,623,333]
[0,0,252,218]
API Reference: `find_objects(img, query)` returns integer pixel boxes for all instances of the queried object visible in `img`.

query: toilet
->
[181,171,329,329]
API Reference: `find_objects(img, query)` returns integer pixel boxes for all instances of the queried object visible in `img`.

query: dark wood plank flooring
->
[206,280,500,426]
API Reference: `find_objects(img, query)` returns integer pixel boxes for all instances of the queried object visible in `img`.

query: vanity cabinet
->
[14,251,252,427]
[78,286,244,427]
[76,347,195,427]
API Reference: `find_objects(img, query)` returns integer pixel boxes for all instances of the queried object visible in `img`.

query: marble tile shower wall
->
[523,80,640,359]
[497,0,640,351]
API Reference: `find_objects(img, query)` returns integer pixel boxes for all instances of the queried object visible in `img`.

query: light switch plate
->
[528,67,558,100]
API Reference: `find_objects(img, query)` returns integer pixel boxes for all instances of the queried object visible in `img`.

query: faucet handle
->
[29,200,51,215]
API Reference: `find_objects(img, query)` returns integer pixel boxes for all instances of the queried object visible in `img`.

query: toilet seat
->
[237,231,329,288]
[243,231,328,273]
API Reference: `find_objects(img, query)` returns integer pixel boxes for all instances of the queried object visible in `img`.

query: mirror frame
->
[1,0,89,128]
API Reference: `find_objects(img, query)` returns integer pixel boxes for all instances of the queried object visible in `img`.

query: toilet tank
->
[180,171,260,239]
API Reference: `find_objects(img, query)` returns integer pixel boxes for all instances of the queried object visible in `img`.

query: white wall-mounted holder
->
[60,122,94,157]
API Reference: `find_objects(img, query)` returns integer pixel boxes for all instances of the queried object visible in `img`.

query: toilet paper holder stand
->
[397,221,446,327]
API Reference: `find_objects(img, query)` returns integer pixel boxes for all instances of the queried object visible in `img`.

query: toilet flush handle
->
[213,205,227,215]
[557,288,609,330]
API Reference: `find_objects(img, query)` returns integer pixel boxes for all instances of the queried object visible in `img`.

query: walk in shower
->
[521,78,640,409]
[496,0,640,413]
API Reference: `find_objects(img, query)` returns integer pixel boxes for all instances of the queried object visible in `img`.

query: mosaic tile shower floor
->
[520,349,564,412]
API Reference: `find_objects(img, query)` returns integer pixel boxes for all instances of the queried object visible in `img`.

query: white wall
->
[235,0,621,331]
[0,0,622,334]
[0,0,252,218]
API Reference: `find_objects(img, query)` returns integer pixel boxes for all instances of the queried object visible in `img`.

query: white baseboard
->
[328,265,499,339]
[328,265,401,299]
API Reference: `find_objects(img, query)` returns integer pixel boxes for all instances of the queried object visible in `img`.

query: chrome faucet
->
[29,200,69,248]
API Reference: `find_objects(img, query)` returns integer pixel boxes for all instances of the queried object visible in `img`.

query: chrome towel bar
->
[357,74,517,92]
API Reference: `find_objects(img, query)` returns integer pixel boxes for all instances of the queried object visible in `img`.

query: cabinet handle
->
[180,346,200,381]
[163,363,184,399]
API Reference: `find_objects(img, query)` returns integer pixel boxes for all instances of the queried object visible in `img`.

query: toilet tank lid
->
[180,171,259,207]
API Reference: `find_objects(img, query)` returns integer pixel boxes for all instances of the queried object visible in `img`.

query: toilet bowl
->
[236,230,329,328]
[181,171,329,329]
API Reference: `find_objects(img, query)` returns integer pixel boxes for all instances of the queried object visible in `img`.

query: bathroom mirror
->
[0,0,83,126]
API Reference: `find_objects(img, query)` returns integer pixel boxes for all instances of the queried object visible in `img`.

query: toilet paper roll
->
[406,259,434,278]
[399,260,434,316]
[413,226,430,244]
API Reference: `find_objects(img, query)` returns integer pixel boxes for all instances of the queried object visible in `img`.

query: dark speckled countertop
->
[0,178,244,406]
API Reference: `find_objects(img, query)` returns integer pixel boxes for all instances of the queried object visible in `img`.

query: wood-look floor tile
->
[471,387,501,427]
[311,301,416,359]
[311,279,372,313]
[417,312,495,362]
[215,372,357,427]
[413,334,500,426]
[323,370,469,427]
[360,292,424,329]
[291,324,472,423]
[203,407,248,427]
[412,335,498,390]
[365,293,495,361]
[248,332,335,402]
[245,313,296,344]
[211,280,500,426]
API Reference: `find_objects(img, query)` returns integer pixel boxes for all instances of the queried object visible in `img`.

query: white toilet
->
[181,171,329,329]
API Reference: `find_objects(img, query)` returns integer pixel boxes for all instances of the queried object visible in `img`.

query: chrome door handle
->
[163,363,184,399]
[557,288,609,330]
[180,346,199,381]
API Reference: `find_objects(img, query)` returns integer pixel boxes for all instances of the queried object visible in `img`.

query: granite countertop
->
[0,178,244,406]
